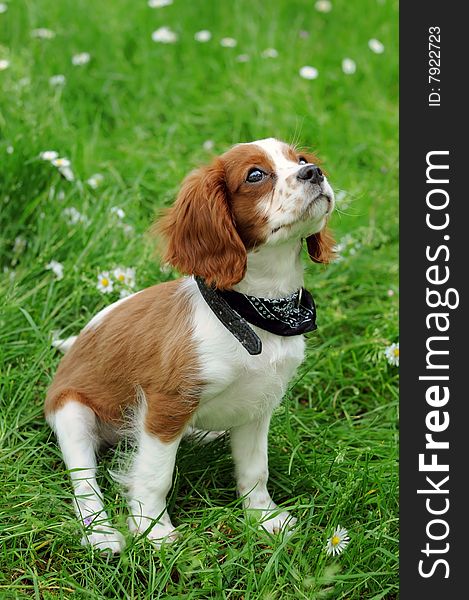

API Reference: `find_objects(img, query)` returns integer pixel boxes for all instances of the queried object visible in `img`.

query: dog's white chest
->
[188,283,306,430]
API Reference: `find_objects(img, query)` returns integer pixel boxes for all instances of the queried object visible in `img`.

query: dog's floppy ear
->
[306,224,337,264]
[157,159,247,290]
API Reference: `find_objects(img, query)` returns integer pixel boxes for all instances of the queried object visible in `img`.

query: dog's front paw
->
[146,523,180,548]
[128,515,180,548]
[259,509,297,535]
[81,525,126,554]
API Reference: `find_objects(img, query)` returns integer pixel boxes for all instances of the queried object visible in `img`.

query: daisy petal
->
[40,150,59,161]
[299,65,318,80]
[342,58,356,75]
[72,52,91,66]
[195,30,211,42]
[368,38,385,54]
[220,37,237,48]
[148,0,172,7]
[152,26,178,43]
[315,0,333,13]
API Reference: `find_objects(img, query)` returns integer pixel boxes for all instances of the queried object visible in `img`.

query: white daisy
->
[194,30,211,42]
[299,65,318,80]
[97,272,114,294]
[236,54,250,62]
[0,3,8,14]
[110,206,125,219]
[261,48,278,59]
[0,59,10,71]
[86,173,104,189]
[46,260,64,280]
[384,342,399,367]
[72,52,91,66]
[151,26,178,43]
[63,207,88,225]
[315,0,333,13]
[52,157,71,168]
[387,289,395,297]
[31,28,56,39]
[49,74,66,86]
[203,140,214,151]
[220,37,237,48]
[148,0,172,7]
[368,38,385,54]
[40,150,58,162]
[6,145,14,154]
[326,526,350,556]
[51,157,74,181]
[113,267,127,285]
[342,58,356,75]
[113,266,136,288]
[119,288,133,299]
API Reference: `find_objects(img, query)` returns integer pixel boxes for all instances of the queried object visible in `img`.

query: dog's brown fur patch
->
[45,280,201,442]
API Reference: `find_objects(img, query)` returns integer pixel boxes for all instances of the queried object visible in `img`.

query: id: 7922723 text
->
[428,26,441,107]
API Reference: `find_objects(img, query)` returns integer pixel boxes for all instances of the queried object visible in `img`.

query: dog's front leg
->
[230,412,297,534]
[126,429,182,547]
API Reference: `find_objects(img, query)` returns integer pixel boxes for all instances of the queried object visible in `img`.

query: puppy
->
[45,138,335,552]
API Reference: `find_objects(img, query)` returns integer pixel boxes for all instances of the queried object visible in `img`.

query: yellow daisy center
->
[101,278,109,286]
[118,274,125,281]
[393,348,399,357]
[331,535,340,546]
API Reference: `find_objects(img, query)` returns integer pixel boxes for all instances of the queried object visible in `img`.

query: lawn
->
[0,0,399,598]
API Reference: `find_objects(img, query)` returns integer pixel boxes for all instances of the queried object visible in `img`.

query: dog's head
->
[158,138,336,289]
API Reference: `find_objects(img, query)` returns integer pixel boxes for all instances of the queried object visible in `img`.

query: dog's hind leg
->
[47,398,125,553]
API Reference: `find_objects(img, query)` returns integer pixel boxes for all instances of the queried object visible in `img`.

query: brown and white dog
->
[45,138,335,552]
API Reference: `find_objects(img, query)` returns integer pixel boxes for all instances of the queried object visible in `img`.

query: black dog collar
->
[195,276,317,355]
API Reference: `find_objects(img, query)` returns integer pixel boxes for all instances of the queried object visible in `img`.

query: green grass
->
[0,0,398,597]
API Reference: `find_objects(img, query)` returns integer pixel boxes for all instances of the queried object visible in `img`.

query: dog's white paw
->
[128,514,180,548]
[259,510,297,535]
[146,523,180,548]
[81,525,126,553]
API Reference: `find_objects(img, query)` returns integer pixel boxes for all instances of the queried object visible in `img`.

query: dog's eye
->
[298,156,308,165]
[246,168,265,183]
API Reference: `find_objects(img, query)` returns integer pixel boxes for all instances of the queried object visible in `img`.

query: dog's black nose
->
[297,164,324,184]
